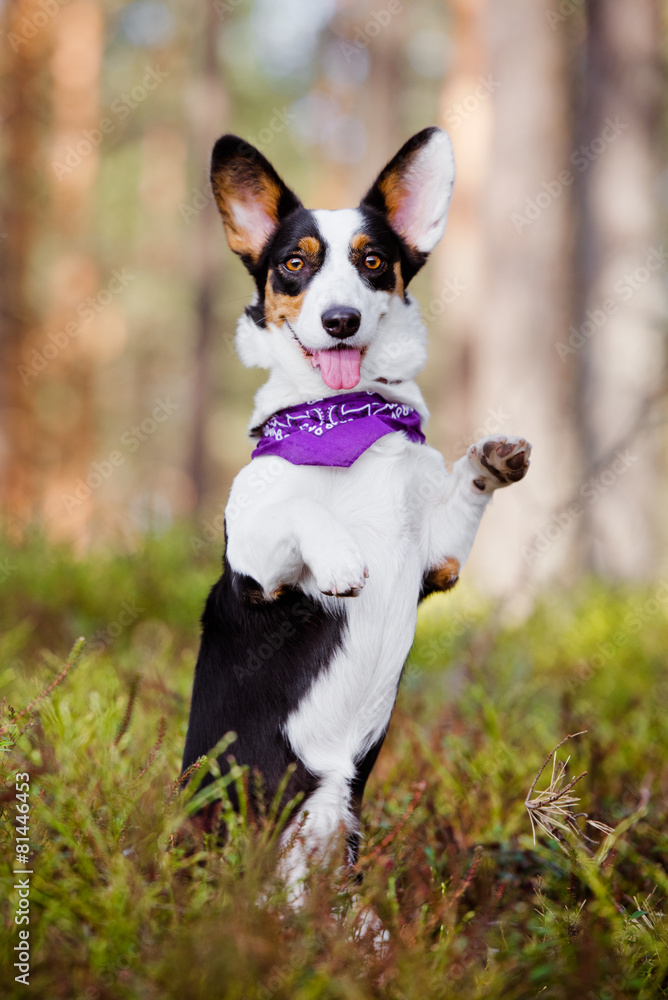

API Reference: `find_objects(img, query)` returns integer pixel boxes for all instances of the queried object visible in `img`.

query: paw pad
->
[468,435,531,492]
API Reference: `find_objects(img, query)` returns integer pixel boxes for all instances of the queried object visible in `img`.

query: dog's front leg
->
[423,435,531,584]
[226,491,369,600]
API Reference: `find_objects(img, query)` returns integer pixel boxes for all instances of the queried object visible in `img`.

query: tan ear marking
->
[378,171,407,225]
[211,169,283,262]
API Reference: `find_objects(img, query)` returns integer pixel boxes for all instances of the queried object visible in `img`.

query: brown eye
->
[364,254,382,270]
[285,257,304,271]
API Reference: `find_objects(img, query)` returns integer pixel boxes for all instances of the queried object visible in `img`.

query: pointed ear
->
[360,127,455,256]
[210,135,302,268]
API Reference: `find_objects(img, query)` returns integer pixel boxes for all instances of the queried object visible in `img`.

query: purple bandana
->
[251,391,425,467]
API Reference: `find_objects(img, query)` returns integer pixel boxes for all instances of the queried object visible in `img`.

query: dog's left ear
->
[360,127,455,257]
[210,134,302,269]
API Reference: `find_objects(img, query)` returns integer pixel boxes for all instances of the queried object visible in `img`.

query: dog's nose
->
[321,307,361,339]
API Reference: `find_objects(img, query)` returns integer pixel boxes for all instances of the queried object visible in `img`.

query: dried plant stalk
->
[0,636,86,736]
[525,731,613,854]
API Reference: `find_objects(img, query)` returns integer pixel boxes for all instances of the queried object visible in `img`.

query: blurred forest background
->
[1,5,668,994]
[0,0,666,597]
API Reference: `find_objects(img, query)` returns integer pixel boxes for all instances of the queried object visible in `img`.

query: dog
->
[182,127,531,888]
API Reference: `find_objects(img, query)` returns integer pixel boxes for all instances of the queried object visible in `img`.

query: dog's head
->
[211,127,454,393]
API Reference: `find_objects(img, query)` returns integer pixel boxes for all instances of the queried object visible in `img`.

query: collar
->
[251,391,425,467]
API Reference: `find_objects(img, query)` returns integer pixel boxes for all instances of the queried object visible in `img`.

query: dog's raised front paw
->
[467,435,531,493]
[306,542,369,597]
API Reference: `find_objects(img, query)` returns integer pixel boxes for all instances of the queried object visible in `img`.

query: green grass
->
[1,530,667,999]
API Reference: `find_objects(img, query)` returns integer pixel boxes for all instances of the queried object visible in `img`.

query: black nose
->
[321,307,361,339]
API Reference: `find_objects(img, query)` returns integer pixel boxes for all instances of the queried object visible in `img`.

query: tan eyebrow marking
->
[351,232,371,252]
[297,236,322,258]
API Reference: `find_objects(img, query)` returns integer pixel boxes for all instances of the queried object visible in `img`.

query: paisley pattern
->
[251,391,425,467]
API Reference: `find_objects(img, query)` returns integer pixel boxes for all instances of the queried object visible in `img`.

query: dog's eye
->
[364,254,382,270]
[285,257,304,272]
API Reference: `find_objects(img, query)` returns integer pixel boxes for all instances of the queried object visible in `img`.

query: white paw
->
[350,904,390,953]
[467,435,531,493]
[307,541,369,597]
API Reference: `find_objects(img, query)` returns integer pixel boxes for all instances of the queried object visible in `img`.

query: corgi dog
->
[182,127,531,887]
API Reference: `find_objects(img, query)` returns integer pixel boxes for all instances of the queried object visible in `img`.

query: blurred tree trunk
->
[436,0,577,595]
[428,0,490,452]
[0,0,51,533]
[573,0,664,578]
[0,0,103,544]
[40,0,103,544]
[321,2,402,208]
[356,4,402,191]
[188,4,226,511]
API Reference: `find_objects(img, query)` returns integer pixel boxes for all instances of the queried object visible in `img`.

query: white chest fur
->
[225,433,444,776]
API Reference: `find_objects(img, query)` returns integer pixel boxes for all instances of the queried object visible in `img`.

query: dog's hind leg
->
[277,775,355,901]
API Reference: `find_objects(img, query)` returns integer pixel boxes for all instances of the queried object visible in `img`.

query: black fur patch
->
[245,208,325,328]
[347,730,389,865]
[353,207,414,296]
[357,203,427,289]
[266,212,326,296]
[182,551,347,819]
[210,134,302,271]
[242,203,421,331]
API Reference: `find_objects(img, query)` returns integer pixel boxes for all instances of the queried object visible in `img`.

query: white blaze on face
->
[290,208,392,390]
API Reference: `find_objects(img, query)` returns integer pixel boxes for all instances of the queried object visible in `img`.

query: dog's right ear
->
[210,135,302,270]
[360,127,455,261]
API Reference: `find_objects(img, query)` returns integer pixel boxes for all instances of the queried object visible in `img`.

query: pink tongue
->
[313,348,362,390]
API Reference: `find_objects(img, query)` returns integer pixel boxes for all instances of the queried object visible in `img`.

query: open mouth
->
[289,326,366,391]
[311,347,363,390]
